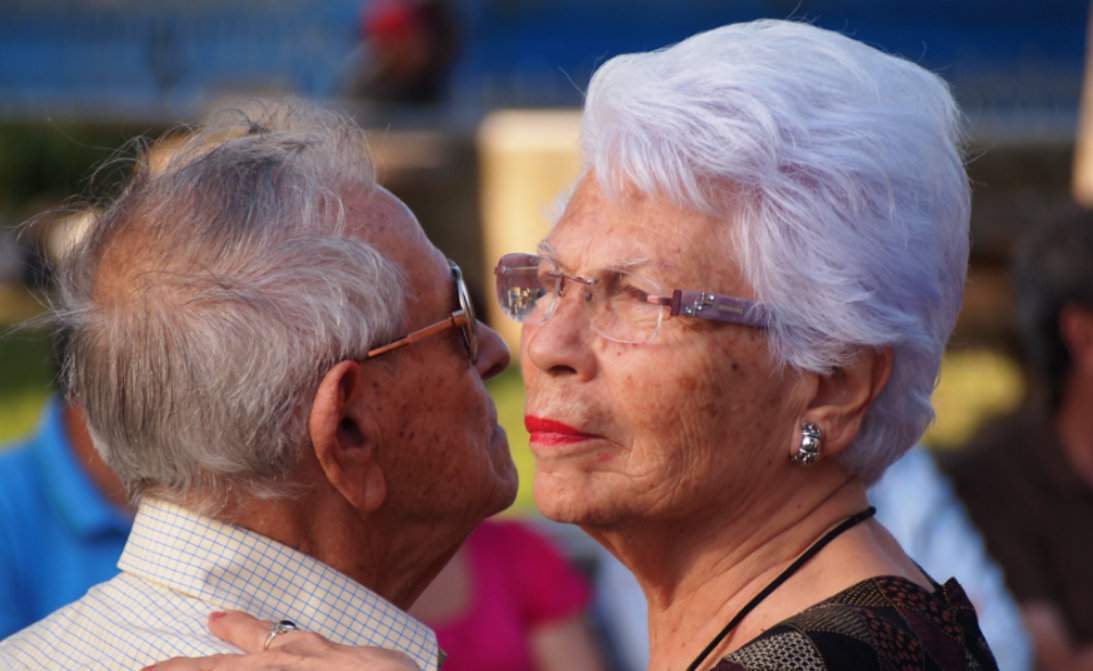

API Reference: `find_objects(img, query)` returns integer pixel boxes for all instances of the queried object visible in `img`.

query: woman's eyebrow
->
[606,256,654,271]
[536,241,655,272]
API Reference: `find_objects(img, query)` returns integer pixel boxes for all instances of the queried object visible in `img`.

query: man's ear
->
[798,347,893,459]
[308,360,387,513]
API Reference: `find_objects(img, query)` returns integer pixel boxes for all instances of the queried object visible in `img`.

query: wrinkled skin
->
[522,175,807,532]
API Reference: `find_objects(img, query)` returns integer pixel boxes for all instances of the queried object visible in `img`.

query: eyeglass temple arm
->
[365,310,469,359]
[647,290,769,329]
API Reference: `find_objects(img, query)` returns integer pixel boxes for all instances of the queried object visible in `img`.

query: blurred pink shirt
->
[429,520,591,671]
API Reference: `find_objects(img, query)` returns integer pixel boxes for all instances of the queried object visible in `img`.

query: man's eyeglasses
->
[494,253,768,345]
[365,260,478,362]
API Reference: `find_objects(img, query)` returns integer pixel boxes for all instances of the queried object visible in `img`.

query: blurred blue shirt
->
[0,397,131,639]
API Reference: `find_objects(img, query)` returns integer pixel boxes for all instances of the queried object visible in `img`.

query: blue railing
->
[0,0,1087,133]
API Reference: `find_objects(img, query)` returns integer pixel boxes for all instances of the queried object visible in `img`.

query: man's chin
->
[495,470,519,512]
[478,462,518,519]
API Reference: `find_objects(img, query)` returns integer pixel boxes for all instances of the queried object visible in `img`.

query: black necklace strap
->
[686,506,877,671]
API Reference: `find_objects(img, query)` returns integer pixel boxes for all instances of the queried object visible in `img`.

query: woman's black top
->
[714,576,998,670]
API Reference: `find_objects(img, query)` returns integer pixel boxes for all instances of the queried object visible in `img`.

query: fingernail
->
[209,611,226,622]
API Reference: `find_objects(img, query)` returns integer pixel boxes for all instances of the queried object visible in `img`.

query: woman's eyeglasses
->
[494,253,768,344]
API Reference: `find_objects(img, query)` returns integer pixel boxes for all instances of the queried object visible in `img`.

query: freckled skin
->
[346,187,518,532]
[522,176,808,529]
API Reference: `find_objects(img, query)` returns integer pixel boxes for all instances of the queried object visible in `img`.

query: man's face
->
[346,187,518,530]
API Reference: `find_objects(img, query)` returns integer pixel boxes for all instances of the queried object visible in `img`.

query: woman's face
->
[521,175,808,528]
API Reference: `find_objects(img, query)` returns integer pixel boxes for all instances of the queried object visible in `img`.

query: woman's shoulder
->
[714,576,999,671]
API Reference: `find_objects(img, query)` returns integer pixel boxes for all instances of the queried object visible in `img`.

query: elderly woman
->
[156,19,993,671]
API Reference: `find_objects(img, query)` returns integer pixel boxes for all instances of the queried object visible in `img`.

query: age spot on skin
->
[676,372,701,393]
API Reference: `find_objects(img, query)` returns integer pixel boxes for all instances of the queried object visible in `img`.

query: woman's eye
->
[618,284,649,302]
[538,271,562,293]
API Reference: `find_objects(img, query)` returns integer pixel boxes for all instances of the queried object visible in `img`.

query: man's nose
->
[475,321,511,380]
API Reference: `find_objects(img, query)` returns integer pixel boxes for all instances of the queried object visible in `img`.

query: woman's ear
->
[308,360,387,513]
[798,347,893,459]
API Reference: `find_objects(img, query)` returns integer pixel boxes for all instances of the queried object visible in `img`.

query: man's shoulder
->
[0,571,233,670]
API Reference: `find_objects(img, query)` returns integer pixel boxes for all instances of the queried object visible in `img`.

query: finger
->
[207,611,279,653]
[145,653,241,671]
[269,645,421,671]
[270,630,331,655]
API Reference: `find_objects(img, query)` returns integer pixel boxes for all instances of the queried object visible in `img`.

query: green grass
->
[0,328,52,444]
[485,365,536,515]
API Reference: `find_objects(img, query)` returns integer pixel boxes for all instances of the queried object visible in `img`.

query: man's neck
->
[1055,374,1093,488]
[65,403,129,512]
[587,468,896,670]
[210,488,466,612]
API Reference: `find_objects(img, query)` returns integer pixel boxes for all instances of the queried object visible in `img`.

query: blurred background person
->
[943,206,1093,671]
[346,0,460,105]
[410,518,605,671]
[0,319,132,638]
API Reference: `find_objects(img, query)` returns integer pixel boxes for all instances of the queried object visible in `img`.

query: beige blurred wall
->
[477,110,583,352]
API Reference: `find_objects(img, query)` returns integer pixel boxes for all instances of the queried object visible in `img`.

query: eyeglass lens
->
[495,254,663,344]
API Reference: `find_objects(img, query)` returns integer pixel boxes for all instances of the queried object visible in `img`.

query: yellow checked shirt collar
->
[119,498,441,671]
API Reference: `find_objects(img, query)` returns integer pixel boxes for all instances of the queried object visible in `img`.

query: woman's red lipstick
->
[524,416,598,446]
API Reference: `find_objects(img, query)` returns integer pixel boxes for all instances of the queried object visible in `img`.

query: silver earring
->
[791,422,822,465]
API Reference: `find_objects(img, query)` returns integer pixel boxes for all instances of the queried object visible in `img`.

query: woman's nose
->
[522,295,597,381]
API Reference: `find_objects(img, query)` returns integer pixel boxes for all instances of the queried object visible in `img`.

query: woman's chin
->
[533,471,621,526]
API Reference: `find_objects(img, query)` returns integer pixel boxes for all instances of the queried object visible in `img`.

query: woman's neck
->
[589,466,917,671]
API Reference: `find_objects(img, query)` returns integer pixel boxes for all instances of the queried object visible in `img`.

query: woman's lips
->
[524,416,599,446]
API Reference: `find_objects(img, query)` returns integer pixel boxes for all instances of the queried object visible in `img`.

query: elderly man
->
[0,102,517,670]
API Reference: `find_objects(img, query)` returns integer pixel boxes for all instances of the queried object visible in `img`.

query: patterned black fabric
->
[712,576,998,670]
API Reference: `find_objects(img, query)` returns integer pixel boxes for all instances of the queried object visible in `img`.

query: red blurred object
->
[363,0,418,42]
[353,0,459,104]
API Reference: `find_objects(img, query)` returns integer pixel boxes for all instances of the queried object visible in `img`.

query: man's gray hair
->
[55,101,407,508]
[579,20,970,483]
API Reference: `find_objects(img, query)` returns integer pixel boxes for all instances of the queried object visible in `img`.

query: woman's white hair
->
[54,101,407,509]
[580,20,970,483]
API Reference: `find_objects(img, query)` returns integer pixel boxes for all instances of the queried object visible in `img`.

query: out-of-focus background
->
[0,0,1087,513]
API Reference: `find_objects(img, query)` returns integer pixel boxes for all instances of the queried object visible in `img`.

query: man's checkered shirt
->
[0,498,440,670]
